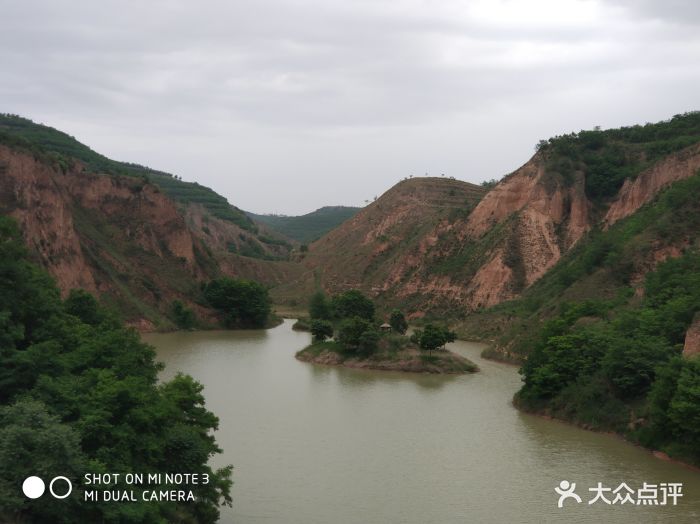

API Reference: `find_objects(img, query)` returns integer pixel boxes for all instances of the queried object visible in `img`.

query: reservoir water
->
[145,319,700,523]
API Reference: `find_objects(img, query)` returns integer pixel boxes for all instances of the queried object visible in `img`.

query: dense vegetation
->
[516,250,700,464]
[0,216,231,522]
[247,206,360,243]
[203,278,272,328]
[454,170,700,464]
[411,325,457,354]
[537,111,700,201]
[389,309,408,335]
[0,113,254,230]
[171,300,198,330]
[298,290,475,373]
[307,290,381,354]
[305,290,456,358]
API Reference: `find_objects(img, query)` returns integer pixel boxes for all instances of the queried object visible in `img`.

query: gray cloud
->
[1,0,698,214]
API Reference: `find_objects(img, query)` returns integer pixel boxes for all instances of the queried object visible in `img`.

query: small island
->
[294,290,478,374]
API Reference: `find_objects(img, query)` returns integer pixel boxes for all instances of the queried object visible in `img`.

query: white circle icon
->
[49,476,72,499]
[22,476,45,499]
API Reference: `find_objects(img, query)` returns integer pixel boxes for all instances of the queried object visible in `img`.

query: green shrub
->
[203,277,271,328]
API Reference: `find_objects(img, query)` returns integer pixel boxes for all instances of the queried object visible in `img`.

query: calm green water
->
[145,319,700,523]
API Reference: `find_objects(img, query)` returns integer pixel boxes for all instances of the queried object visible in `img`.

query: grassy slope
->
[272,177,488,312]
[247,206,361,244]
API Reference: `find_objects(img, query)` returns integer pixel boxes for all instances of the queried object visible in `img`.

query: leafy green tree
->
[310,319,333,342]
[0,216,233,522]
[309,291,332,320]
[0,400,86,523]
[64,289,104,326]
[418,324,456,354]
[389,309,408,334]
[668,359,700,443]
[171,299,197,329]
[337,317,372,352]
[203,277,271,328]
[331,290,375,321]
[358,329,380,355]
[601,335,672,398]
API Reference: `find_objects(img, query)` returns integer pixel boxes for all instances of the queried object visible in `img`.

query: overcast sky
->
[2,0,699,215]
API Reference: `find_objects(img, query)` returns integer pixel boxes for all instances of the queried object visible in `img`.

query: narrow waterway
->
[145,320,700,523]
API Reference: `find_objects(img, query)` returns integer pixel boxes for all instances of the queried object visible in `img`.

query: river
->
[145,319,700,523]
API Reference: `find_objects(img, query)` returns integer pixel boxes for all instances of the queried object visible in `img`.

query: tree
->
[171,300,197,329]
[309,291,331,320]
[668,359,700,443]
[0,216,233,522]
[0,400,86,522]
[64,289,104,326]
[203,277,271,328]
[310,319,333,342]
[389,309,408,334]
[331,290,375,321]
[337,317,372,352]
[358,329,380,355]
[418,324,456,354]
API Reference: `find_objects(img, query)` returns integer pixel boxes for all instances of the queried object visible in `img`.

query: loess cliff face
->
[0,145,97,293]
[604,143,700,227]
[4,112,699,327]
[279,156,593,316]
[0,144,212,323]
[455,154,591,306]
[0,144,289,328]
[282,141,700,318]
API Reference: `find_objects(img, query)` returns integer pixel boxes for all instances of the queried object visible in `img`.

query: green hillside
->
[537,111,700,202]
[0,113,254,230]
[460,153,700,465]
[247,206,361,243]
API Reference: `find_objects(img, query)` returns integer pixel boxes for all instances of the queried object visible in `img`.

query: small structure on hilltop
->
[380,323,392,332]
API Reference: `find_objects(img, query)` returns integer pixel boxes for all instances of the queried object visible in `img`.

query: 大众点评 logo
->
[555,480,682,508]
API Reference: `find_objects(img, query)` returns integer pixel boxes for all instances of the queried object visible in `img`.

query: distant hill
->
[247,206,361,243]
[271,177,489,308]
[0,113,254,231]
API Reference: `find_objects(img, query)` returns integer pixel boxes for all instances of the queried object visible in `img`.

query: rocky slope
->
[0,143,214,326]
[0,136,296,329]
[3,112,699,333]
[276,114,700,323]
[271,177,488,313]
[604,143,700,226]
[274,159,590,316]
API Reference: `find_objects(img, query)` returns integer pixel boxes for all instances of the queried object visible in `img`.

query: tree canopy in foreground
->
[0,216,232,523]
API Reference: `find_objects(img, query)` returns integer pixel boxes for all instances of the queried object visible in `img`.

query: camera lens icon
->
[22,476,72,499]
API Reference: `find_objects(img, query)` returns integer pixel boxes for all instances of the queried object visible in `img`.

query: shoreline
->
[458,333,700,472]
[515,402,700,473]
[296,343,478,375]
